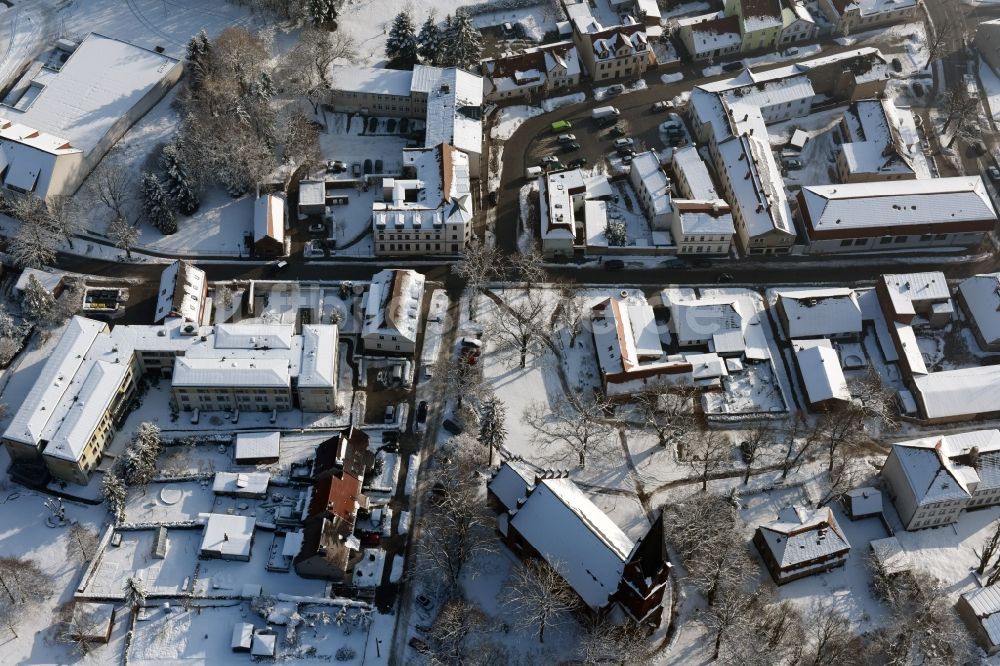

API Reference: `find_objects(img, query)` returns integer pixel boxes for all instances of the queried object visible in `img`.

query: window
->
[840,239,853,247]
[894,236,907,243]
[879,236,893,245]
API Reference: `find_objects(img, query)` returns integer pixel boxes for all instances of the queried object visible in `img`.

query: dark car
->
[689,257,712,268]
[562,142,581,152]
[912,81,924,97]
[716,272,735,283]
[609,126,627,138]
[605,259,625,271]
[360,531,381,547]
[891,57,902,73]
[568,157,588,168]
[722,61,744,72]
[443,419,463,435]
[374,159,383,173]
[489,190,499,206]
[417,401,428,424]
[363,158,373,174]
[968,140,988,158]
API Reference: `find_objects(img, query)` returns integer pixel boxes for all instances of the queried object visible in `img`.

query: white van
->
[525,166,543,179]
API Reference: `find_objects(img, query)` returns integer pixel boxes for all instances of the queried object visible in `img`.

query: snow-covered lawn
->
[471,3,560,42]
[336,0,473,66]
[492,105,545,141]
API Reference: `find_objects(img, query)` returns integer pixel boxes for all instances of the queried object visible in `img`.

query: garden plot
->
[319,113,412,177]
[85,529,200,598]
[472,3,560,42]
[124,481,215,524]
[703,362,787,414]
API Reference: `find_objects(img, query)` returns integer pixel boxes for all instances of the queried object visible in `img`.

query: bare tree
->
[634,382,699,449]
[805,602,863,666]
[700,586,759,660]
[279,28,357,113]
[503,559,578,643]
[740,422,773,484]
[88,148,135,220]
[577,616,652,666]
[452,235,504,319]
[45,195,80,249]
[924,5,961,70]
[282,107,321,178]
[426,597,487,665]
[56,601,102,655]
[523,394,618,468]
[488,290,548,369]
[415,448,496,594]
[682,429,732,492]
[510,248,545,292]
[552,279,586,347]
[976,520,1000,575]
[779,412,820,479]
[815,449,867,507]
[0,556,54,638]
[66,523,100,564]
[849,363,899,434]
[108,215,139,260]
[9,214,58,269]
[817,409,864,473]
[435,352,487,410]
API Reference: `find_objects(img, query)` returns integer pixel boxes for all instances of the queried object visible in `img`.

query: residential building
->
[725,0,784,51]
[488,462,671,625]
[0,33,181,200]
[671,200,735,255]
[977,19,1000,76]
[200,514,255,561]
[881,429,1000,530]
[628,151,672,229]
[482,41,581,101]
[567,4,654,81]
[817,0,918,35]
[373,144,473,257]
[669,298,746,355]
[836,99,922,182]
[326,64,483,176]
[591,297,709,395]
[212,471,270,499]
[957,273,1000,352]
[361,269,425,354]
[779,1,818,44]
[844,486,882,519]
[671,146,719,200]
[792,339,851,409]
[753,506,851,584]
[253,194,286,257]
[540,168,600,258]
[957,587,1000,656]
[154,260,207,324]
[775,288,863,339]
[676,13,743,61]
[799,178,997,253]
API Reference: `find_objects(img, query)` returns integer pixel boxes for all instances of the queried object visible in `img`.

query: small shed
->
[253,194,286,257]
[298,180,326,216]
[789,129,809,150]
[71,602,116,643]
[231,622,254,652]
[152,526,168,559]
[212,471,270,499]
[870,536,912,577]
[845,486,882,519]
[251,631,277,657]
[200,514,256,561]
[235,431,281,465]
[14,268,63,299]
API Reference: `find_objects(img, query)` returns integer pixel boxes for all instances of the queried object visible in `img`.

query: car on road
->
[783,46,799,57]
[308,223,327,234]
[614,137,634,150]
[783,158,802,170]
[551,119,572,132]
[652,100,673,112]
[415,401,428,430]
[606,83,626,96]
[568,157,588,168]
[605,259,625,270]
[716,272,735,283]
[562,141,581,152]
[556,133,576,143]
[489,190,499,206]
[542,155,561,164]
[722,61,744,72]
[384,404,396,424]
[443,419,463,436]
[988,166,1000,182]
[622,153,634,164]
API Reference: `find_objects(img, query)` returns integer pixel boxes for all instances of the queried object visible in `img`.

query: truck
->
[592,106,620,124]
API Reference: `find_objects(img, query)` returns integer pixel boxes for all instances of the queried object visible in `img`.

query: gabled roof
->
[757,506,850,568]
[777,288,862,338]
[888,430,1000,505]
[958,273,1000,346]
[793,341,851,405]
[488,461,534,512]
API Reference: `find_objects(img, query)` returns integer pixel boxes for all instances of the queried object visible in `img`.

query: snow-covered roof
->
[200,513,255,559]
[235,431,281,462]
[413,65,483,157]
[888,430,1000,505]
[846,486,882,514]
[253,194,285,244]
[678,12,742,56]
[172,357,290,388]
[484,42,581,95]
[327,66,414,97]
[3,316,106,447]
[881,272,950,318]
[962,586,1000,647]
[894,322,927,375]
[14,268,63,295]
[154,260,205,324]
[488,461,534,512]
[840,99,920,178]
[800,178,997,235]
[629,151,671,218]
[793,342,851,404]
[212,471,270,496]
[251,631,276,657]
[232,623,254,650]
[298,325,337,388]
[914,366,1000,421]
[716,133,795,239]
[373,145,472,232]
[672,146,718,200]
[509,477,634,609]
[592,298,665,375]
[869,536,911,575]
[670,298,744,348]
[685,351,729,380]
[958,273,1000,347]
[757,506,850,568]
[215,323,294,350]
[298,180,325,207]
[830,0,917,17]
[43,360,130,462]
[541,168,587,241]
[674,200,735,236]
[0,33,180,156]
[362,269,425,345]
[777,288,862,338]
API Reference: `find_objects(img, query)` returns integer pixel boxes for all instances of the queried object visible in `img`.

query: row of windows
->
[378,243,461,253]
[680,245,727,253]
[378,233,460,241]
[839,233,952,247]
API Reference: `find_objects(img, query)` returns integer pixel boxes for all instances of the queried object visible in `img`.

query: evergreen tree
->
[385,10,418,66]
[185,29,212,87]
[21,274,55,326]
[417,14,442,65]
[160,143,200,215]
[444,11,482,70]
[140,172,177,235]
[308,0,338,27]
[479,396,507,466]
[123,577,147,613]
[101,471,127,524]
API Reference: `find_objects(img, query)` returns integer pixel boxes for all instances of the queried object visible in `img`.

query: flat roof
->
[201,513,255,558]
[235,431,281,461]
[173,357,290,388]
[958,273,1000,346]
[298,325,338,388]
[328,66,413,97]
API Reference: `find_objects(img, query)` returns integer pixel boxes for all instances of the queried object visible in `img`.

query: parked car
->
[606,83,626,96]
[542,155,561,164]
[614,137,634,149]
[562,142,581,152]
[783,46,799,57]
[556,133,577,144]
[489,190,499,206]
[609,125,627,138]
[891,57,903,73]
[551,119,572,132]
[652,100,672,112]
[988,166,1000,182]
[416,593,435,611]
[568,157,588,168]
[716,272,735,283]
[969,140,988,158]
[660,120,682,132]
[722,61,744,72]
[326,160,347,173]
[351,163,362,177]
[308,223,327,234]
[621,153,633,164]
[443,419,463,435]
[605,259,625,270]
[384,404,396,424]
[689,257,712,268]
[374,159,383,173]
[911,81,924,97]
[783,158,802,169]
[416,401,428,428]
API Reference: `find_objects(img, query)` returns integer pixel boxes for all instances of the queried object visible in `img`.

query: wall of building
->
[374,222,470,256]
[807,231,987,254]
[173,386,293,412]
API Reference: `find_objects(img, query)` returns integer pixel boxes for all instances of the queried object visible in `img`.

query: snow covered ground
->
[593,79,648,101]
[491,105,545,141]
[336,0,472,66]
[541,92,586,112]
[471,3,560,42]
[980,58,1000,123]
